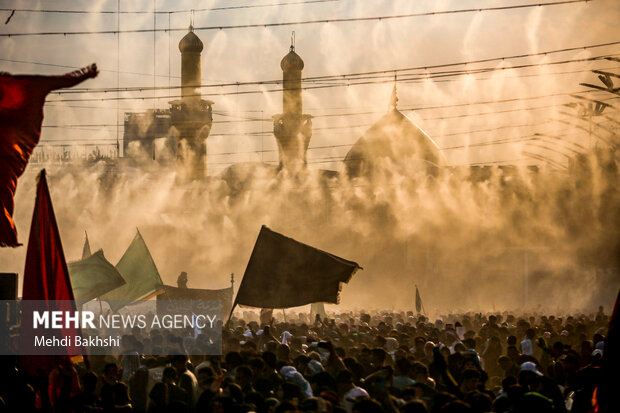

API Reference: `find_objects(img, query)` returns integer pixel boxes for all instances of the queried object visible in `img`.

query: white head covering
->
[343,386,369,413]
[279,366,313,398]
[280,366,296,377]
[520,361,543,376]
[281,331,292,345]
[306,359,324,376]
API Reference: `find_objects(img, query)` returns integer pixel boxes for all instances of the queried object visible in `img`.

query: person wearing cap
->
[518,361,543,391]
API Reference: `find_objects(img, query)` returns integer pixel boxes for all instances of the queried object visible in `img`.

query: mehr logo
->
[32,310,218,330]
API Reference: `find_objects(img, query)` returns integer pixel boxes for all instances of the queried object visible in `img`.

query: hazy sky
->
[1,0,618,173]
[1,1,619,310]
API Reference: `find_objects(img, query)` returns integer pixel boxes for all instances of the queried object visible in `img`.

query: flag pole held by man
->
[0,64,98,247]
[20,169,88,375]
[230,225,362,321]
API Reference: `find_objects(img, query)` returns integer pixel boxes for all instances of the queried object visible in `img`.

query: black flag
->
[233,226,361,309]
[415,284,423,313]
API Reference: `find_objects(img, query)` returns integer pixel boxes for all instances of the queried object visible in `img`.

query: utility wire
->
[0,1,591,37]
[38,99,597,128]
[44,55,618,102]
[48,52,620,95]
[42,93,619,132]
[5,40,617,88]
[0,57,181,78]
[0,0,338,15]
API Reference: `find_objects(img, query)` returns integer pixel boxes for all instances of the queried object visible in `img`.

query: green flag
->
[102,230,164,311]
[68,249,126,302]
[82,231,91,259]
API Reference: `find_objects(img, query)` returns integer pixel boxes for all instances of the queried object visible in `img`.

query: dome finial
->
[281,33,304,71]
[190,9,194,30]
[179,25,203,53]
[389,74,398,110]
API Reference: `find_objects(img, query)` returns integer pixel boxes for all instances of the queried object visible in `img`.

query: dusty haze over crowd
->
[0,0,619,313]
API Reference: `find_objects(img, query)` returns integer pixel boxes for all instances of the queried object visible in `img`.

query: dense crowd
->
[0,306,614,413]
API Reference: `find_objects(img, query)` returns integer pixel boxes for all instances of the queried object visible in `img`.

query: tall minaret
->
[180,25,202,103]
[170,25,213,180]
[273,40,312,172]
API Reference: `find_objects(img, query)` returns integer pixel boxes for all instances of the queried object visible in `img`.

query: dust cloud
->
[0,0,619,314]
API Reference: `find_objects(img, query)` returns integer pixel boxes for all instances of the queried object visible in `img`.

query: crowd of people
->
[0,305,614,413]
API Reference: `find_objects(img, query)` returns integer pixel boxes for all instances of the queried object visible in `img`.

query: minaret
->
[170,25,213,180]
[180,25,202,103]
[273,40,312,172]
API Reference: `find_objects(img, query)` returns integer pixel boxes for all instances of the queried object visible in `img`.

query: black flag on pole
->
[415,285,423,313]
[233,226,361,309]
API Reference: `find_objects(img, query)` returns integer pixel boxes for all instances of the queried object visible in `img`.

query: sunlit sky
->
[1,0,619,173]
[1,0,620,309]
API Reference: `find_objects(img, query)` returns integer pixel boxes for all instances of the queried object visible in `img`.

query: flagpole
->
[225,272,238,326]
[417,284,427,315]
[415,284,427,315]
[225,302,237,327]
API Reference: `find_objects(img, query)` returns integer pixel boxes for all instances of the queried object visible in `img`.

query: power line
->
[37,99,589,129]
[44,55,618,103]
[401,65,620,86]
[43,114,602,150]
[6,40,617,91]
[0,57,181,78]
[38,126,598,169]
[42,92,619,133]
[43,87,619,115]
[304,41,620,82]
[207,128,587,165]
[48,52,620,95]
[0,1,591,37]
[0,0,338,15]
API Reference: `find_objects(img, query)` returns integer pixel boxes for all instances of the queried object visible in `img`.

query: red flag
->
[20,170,86,375]
[0,64,98,247]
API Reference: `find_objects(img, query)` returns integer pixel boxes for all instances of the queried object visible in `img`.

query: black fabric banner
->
[157,284,233,317]
[234,225,361,309]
